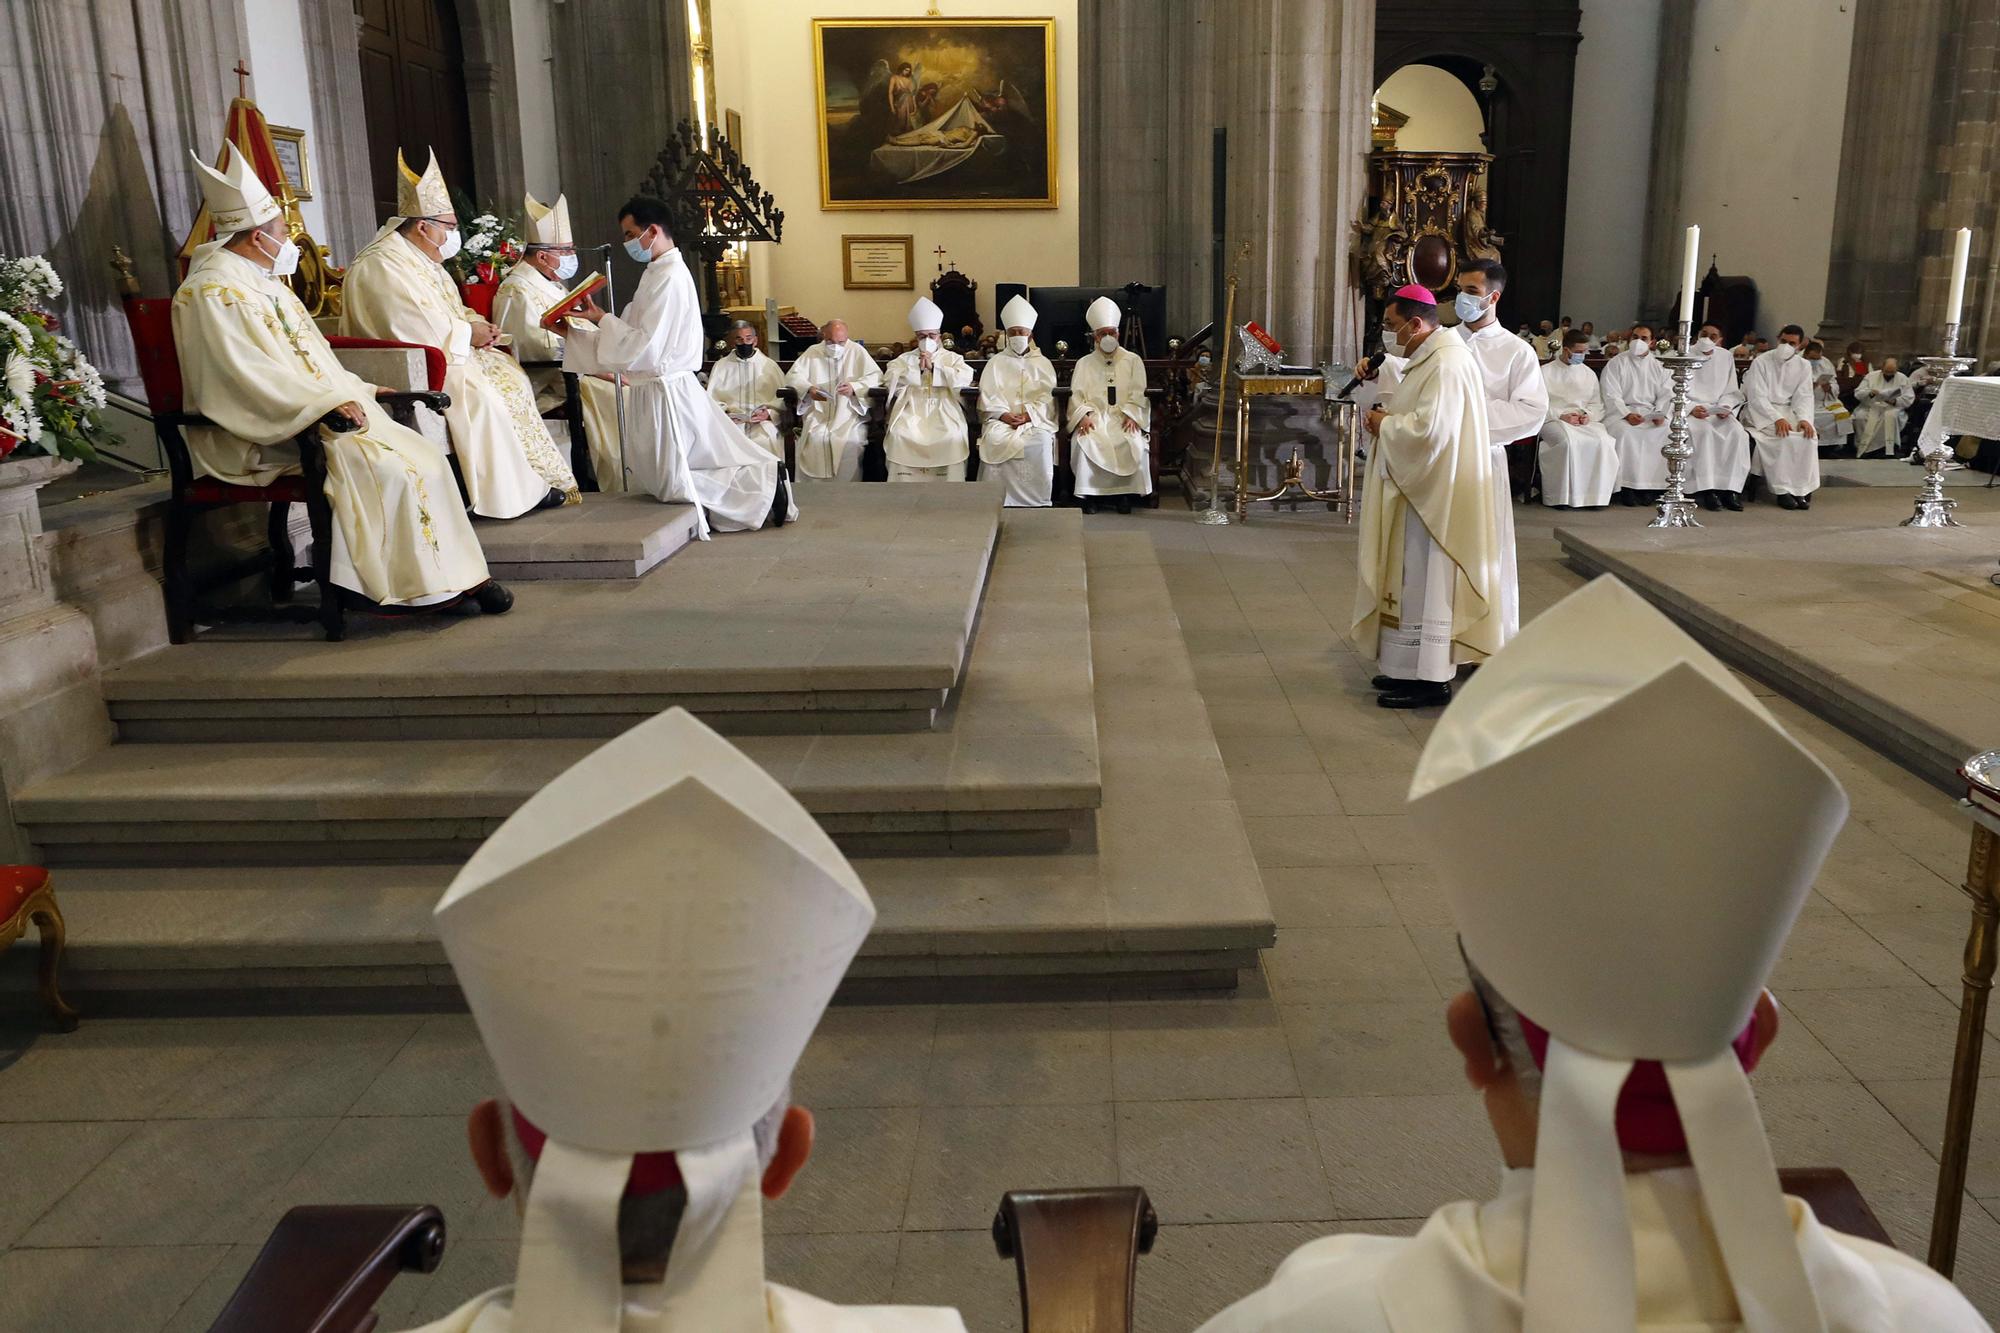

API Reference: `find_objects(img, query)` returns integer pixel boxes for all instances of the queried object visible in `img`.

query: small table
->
[1231,374,1355,521]
[1918,375,2000,456]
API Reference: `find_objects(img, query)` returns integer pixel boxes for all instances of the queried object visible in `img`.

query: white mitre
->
[435,707,876,1333]
[1085,295,1122,331]
[909,296,943,332]
[190,143,279,234]
[523,192,573,247]
[1000,294,1038,331]
[397,148,453,219]
[1407,576,1848,1333]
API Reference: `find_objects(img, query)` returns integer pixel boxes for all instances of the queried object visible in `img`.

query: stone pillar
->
[461,0,529,212]
[1637,3,1693,327]
[299,0,375,261]
[1161,0,1217,335]
[1078,0,1171,290]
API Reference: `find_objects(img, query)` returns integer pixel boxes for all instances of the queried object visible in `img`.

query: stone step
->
[471,491,702,579]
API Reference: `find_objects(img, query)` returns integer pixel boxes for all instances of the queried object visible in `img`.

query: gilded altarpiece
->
[1357,151,1496,301]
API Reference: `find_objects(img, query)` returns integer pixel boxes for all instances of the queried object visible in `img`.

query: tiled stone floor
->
[4,501,1999,1332]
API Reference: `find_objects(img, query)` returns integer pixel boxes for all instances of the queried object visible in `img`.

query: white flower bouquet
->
[0,253,106,461]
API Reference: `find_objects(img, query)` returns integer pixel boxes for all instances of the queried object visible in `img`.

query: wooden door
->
[356,0,476,220]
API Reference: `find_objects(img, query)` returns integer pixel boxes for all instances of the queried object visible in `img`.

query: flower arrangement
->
[445,192,524,287]
[0,253,104,461]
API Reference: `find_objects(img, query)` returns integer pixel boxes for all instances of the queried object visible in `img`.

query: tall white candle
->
[1947,227,1973,326]
[1679,225,1701,329]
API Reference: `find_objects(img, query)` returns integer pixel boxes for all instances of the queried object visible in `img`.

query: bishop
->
[882,297,973,482]
[975,294,1058,506]
[784,319,881,481]
[1066,296,1152,512]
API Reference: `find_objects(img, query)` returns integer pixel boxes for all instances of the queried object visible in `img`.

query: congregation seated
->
[1744,324,1821,509]
[708,319,786,461]
[784,317,880,481]
[1536,329,1617,508]
[1854,356,1914,457]
[1600,321,1673,506]
[1687,321,1752,511]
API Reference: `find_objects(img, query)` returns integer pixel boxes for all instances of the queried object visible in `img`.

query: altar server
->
[1355,285,1501,710]
[1599,322,1674,505]
[564,196,792,535]
[172,147,504,615]
[1687,321,1752,511]
[785,319,880,480]
[1537,329,1618,508]
[340,150,579,517]
[1854,357,1915,457]
[1805,341,1853,453]
[491,191,624,492]
[976,294,1058,506]
[1455,259,1542,644]
[1198,576,1987,1333]
[1743,325,1820,509]
[881,297,973,482]
[1067,295,1152,512]
[410,709,967,1333]
[707,321,785,461]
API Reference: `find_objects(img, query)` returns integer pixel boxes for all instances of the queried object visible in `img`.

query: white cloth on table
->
[785,340,881,480]
[977,346,1058,507]
[1461,323,1544,646]
[1916,373,2000,455]
[1599,348,1673,490]
[1686,348,1751,493]
[1067,347,1152,497]
[1536,359,1618,507]
[491,261,624,492]
[707,349,786,460]
[883,348,973,476]
[1742,347,1820,495]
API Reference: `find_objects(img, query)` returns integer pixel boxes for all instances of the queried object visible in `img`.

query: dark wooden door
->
[356,0,476,220]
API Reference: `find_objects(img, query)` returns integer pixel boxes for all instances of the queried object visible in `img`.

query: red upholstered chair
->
[0,866,77,1031]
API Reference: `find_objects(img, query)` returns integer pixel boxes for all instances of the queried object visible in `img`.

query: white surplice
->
[490,261,625,493]
[1599,347,1675,490]
[401,1280,967,1333]
[707,348,786,460]
[1853,369,1915,456]
[1809,357,1854,449]
[561,247,790,534]
[1066,347,1152,497]
[976,346,1058,506]
[339,229,577,517]
[171,247,490,606]
[1743,347,1820,496]
[882,347,973,479]
[784,340,881,481]
[1536,358,1618,507]
[1686,348,1751,494]
[1461,323,1545,645]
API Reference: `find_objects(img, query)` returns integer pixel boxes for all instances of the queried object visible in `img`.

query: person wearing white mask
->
[1853,356,1915,458]
[881,297,974,482]
[1685,321,1751,512]
[1536,329,1618,508]
[492,191,625,492]
[406,708,968,1333]
[563,196,793,534]
[1454,259,1543,644]
[706,321,786,462]
[1198,576,1989,1333]
[1599,320,1674,506]
[341,149,580,517]
[784,318,881,481]
[172,146,506,618]
[1743,324,1821,509]
[975,295,1058,506]
[1066,295,1153,512]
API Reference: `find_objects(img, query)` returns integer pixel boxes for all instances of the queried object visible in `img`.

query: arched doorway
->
[357,0,478,219]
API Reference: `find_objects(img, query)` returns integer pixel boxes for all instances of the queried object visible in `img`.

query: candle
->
[1947,227,1972,326]
[1679,224,1701,329]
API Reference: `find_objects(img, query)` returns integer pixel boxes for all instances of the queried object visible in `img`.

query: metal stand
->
[1905,323,1973,529]
[1196,271,1241,526]
[1930,751,2000,1276]
[1231,376,1336,518]
[1649,320,1703,529]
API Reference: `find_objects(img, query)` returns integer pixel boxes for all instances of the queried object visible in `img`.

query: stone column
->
[461,0,529,212]
[299,0,374,260]
[1161,0,1217,335]
[1078,0,1171,290]
[1637,3,1693,326]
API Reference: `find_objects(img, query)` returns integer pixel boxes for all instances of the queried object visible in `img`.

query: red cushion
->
[0,866,50,919]
[325,337,448,394]
[185,476,310,505]
[119,296,186,415]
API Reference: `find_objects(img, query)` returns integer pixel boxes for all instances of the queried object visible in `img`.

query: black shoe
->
[1798,492,1813,509]
[1776,494,1801,510]
[1370,674,1414,691]
[1697,491,1722,511]
[1721,492,1744,511]
[1080,498,1099,514]
[1115,496,1134,514]
[1378,681,1452,710]
[1613,489,1636,507]
[535,487,568,511]
[472,581,515,615]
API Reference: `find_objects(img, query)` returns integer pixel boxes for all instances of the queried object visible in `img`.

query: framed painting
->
[268,124,312,200]
[814,17,1057,210]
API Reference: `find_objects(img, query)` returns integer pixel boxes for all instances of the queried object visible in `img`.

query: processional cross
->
[233,60,251,98]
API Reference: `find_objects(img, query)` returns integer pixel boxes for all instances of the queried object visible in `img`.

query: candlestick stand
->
[1649,321,1703,529]
[1905,322,1974,529]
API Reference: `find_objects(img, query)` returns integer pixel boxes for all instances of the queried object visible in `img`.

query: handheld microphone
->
[1336,355,1374,399]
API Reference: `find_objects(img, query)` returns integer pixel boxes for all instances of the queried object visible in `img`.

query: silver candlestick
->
[1649,320,1703,528]
[1904,321,1973,529]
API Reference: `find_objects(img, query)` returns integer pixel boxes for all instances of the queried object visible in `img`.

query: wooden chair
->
[207,1204,446,1333]
[0,866,76,1032]
[1779,1167,1895,1247]
[993,1186,1157,1332]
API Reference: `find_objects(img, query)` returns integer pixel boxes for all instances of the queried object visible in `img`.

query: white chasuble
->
[1536,360,1618,508]
[1686,349,1751,494]
[1066,348,1152,497]
[883,349,973,475]
[1599,349,1674,490]
[784,341,880,481]
[170,247,490,606]
[399,1280,969,1332]
[340,231,579,516]
[707,350,786,460]
[1742,349,1820,496]
[976,348,1058,507]
[1853,370,1914,456]
[491,262,625,493]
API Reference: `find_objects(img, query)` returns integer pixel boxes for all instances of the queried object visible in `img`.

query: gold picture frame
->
[269,124,312,201]
[842,234,915,290]
[814,17,1058,211]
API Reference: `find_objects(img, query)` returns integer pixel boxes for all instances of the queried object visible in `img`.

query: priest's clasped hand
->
[1364,407,1386,436]
[1001,411,1030,427]
[335,401,369,427]
[470,321,502,349]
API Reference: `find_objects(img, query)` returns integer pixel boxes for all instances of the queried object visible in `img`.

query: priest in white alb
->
[1743,324,1820,509]
[1854,356,1914,458]
[1067,295,1152,512]
[1453,259,1542,644]
[491,191,624,492]
[339,150,579,517]
[1600,321,1673,505]
[707,320,786,463]
[1805,341,1854,453]
[882,297,973,482]
[1355,285,1502,710]
[562,195,793,535]
[1686,321,1751,512]
[1537,329,1618,508]
[785,318,880,481]
[975,294,1058,506]
[171,147,506,616]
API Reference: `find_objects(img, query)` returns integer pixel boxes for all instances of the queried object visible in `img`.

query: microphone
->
[1336,355,1374,399]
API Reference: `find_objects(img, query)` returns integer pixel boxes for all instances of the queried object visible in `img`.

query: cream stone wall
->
[1374,65,1486,154]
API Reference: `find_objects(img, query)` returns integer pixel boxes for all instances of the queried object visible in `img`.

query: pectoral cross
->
[233,60,251,98]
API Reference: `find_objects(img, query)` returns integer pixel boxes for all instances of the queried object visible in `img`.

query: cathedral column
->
[299,0,374,260]
[1637,4,1693,326]
[460,0,529,212]
[1078,0,1170,291]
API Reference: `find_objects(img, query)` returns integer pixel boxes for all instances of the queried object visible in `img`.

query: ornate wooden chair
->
[0,866,76,1031]
[207,1204,446,1333]
[993,1186,1157,1332]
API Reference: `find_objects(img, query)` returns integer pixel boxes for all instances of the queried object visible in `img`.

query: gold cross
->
[233,60,251,98]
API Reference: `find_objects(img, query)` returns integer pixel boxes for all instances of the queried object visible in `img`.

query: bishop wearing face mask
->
[1453,259,1544,644]
[1742,325,1820,509]
[784,319,881,481]
[1066,296,1152,513]
[1599,322,1675,506]
[707,321,786,462]
[882,298,975,482]
[1685,323,1752,512]
[975,295,1058,506]
[491,192,625,493]
[340,150,580,518]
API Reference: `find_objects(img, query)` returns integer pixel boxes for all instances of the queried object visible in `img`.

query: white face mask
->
[257,230,300,278]
[1694,335,1717,355]
[1628,337,1651,357]
[918,336,940,355]
[1097,334,1118,355]
[1775,342,1799,362]
[553,253,579,282]
[1453,291,1489,325]
[430,223,462,261]
[1006,334,1032,356]
[1382,324,1407,359]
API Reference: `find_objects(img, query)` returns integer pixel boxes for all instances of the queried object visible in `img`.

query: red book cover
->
[1245,321,1283,356]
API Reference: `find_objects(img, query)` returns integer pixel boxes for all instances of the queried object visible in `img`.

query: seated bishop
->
[171,147,507,617]
[975,294,1058,506]
[491,191,625,492]
[882,297,973,481]
[708,320,785,461]
[1853,357,1914,458]
[1600,323,1673,505]
[1686,322,1752,512]
[1536,330,1617,508]
[784,318,880,481]
[407,708,966,1333]
[340,150,579,517]
[1067,296,1152,513]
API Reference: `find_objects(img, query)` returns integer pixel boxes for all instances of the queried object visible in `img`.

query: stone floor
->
[4,498,2000,1332]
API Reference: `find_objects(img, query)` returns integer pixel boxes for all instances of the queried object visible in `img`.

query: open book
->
[540,272,608,330]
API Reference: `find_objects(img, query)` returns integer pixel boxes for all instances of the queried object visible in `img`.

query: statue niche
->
[1355,150,1496,300]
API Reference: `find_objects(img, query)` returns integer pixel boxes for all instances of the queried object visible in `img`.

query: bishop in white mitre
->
[1743,327,1820,508]
[1536,330,1618,508]
[784,318,880,481]
[708,321,786,461]
[882,297,973,482]
[171,147,500,612]
[1686,322,1751,511]
[339,151,579,517]
[1454,259,1543,645]
[1067,295,1152,511]
[1854,357,1915,457]
[976,294,1058,506]
[1600,323,1674,504]
[491,191,625,492]
[562,196,792,536]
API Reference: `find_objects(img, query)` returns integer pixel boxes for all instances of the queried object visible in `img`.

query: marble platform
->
[1554,485,2000,790]
[472,491,701,579]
